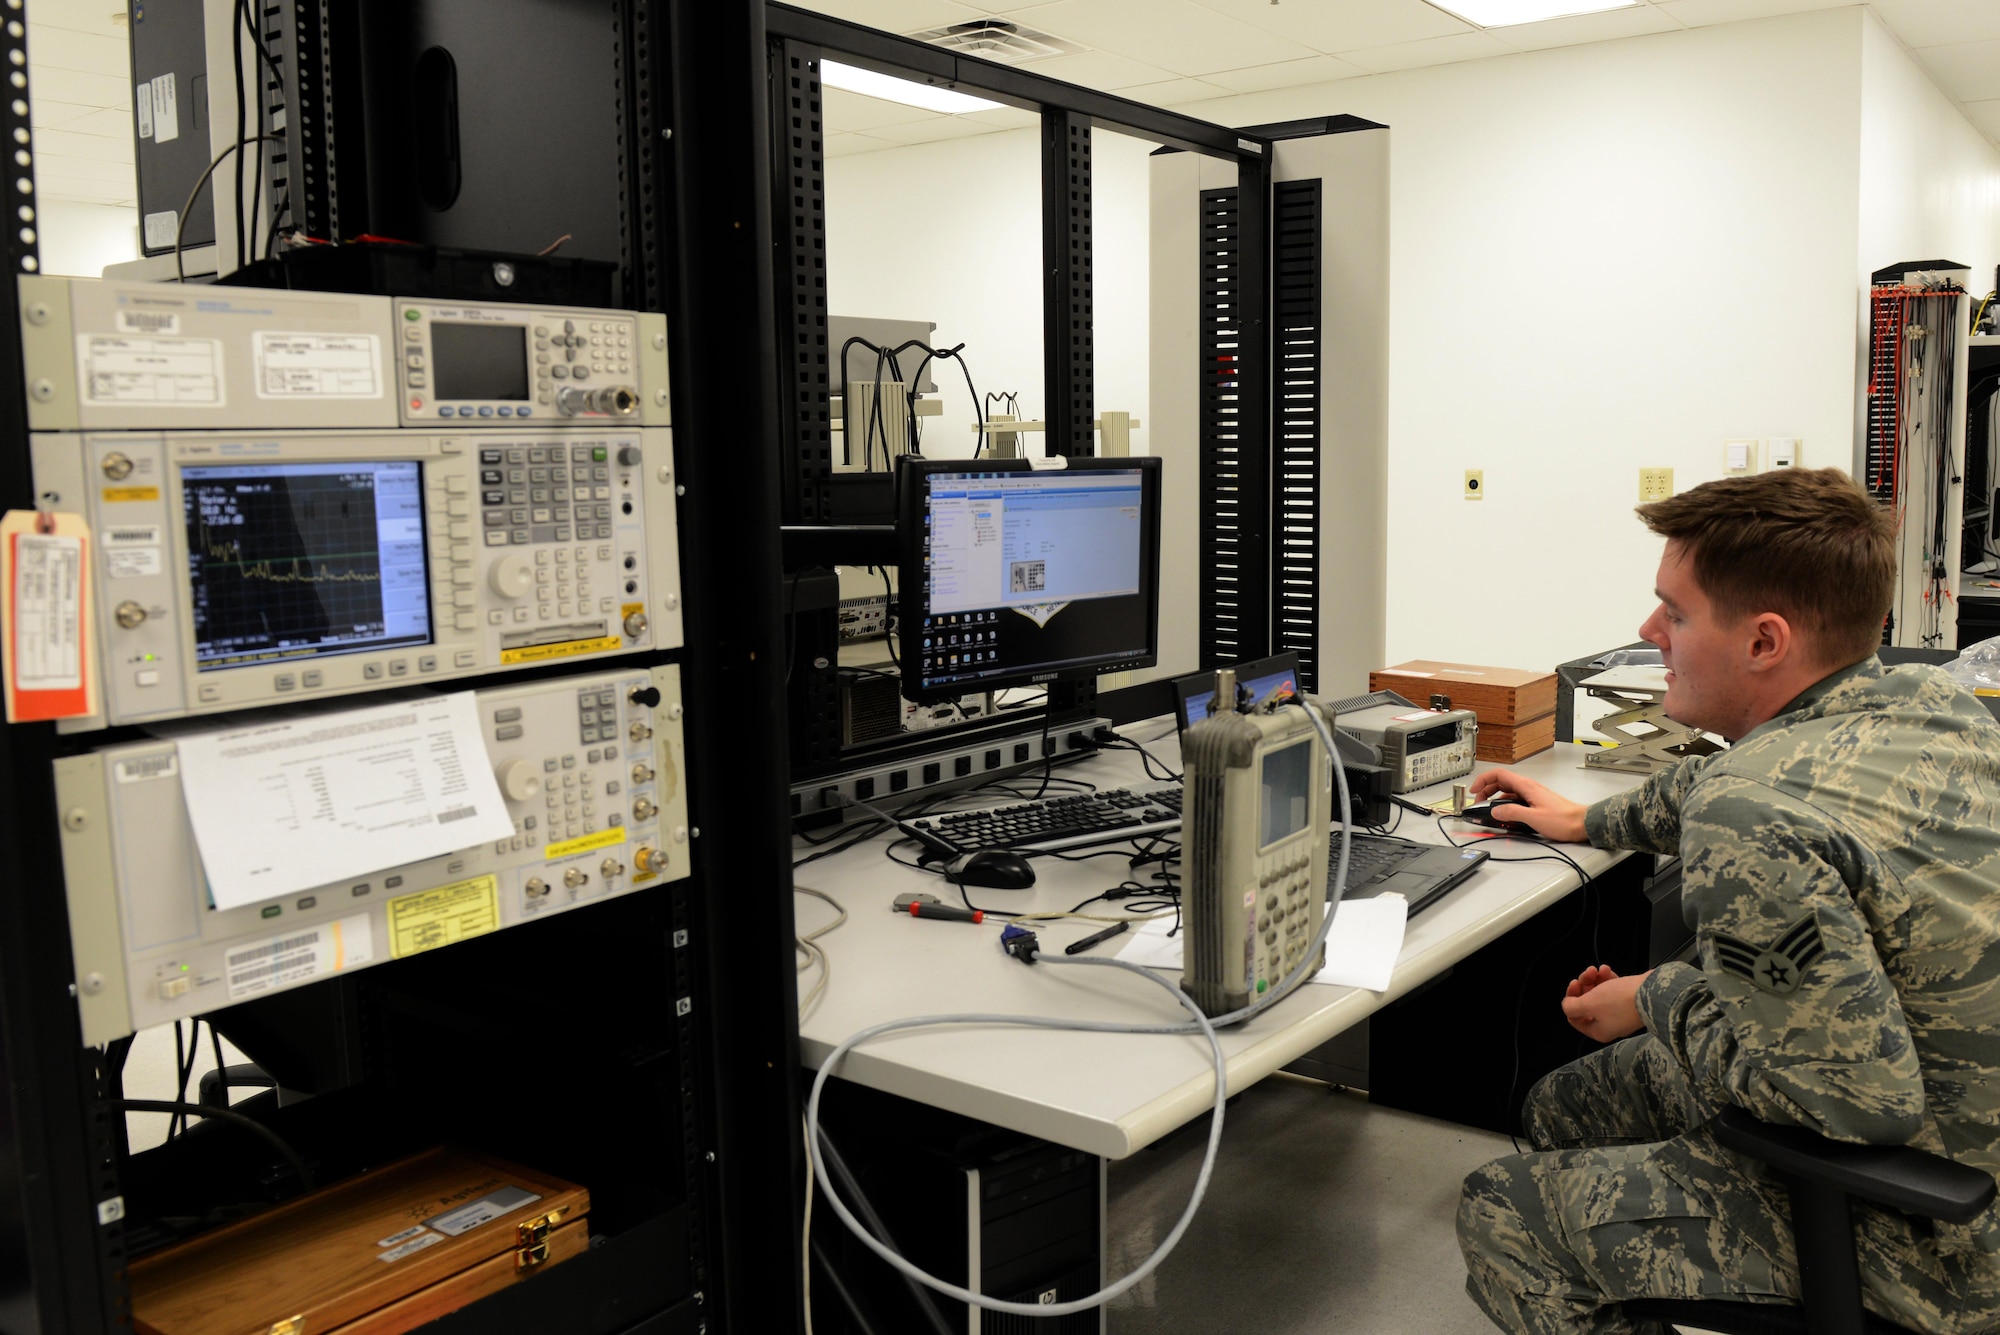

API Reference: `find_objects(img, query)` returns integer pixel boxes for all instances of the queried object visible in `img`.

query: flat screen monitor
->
[183,461,433,669]
[1171,652,1301,734]
[897,456,1162,703]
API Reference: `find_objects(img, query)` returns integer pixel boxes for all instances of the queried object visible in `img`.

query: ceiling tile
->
[797,0,985,33]
[29,0,129,38]
[1112,75,1234,106]
[30,97,108,129]
[1491,4,1683,52]
[37,183,137,208]
[1199,53,1368,94]
[30,66,130,108]
[33,124,131,161]
[1910,38,2000,104]
[32,151,134,184]
[1005,0,1320,77]
[1188,0,1472,55]
[866,114,1011,143]
[1959,99,2000,142]
[822,85,950,131]
[1646,0,1849,28]
[1868,0,2000,51]
[1000,48,1181,90]
[27,23,128,76]
[1337,28,1516,73]
[958,104,1042,128]
[61,106,130,138]
[825,130,901,157]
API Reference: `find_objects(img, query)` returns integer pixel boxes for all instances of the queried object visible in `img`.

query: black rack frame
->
[0,3,801,1333]
[765,2,1278,771]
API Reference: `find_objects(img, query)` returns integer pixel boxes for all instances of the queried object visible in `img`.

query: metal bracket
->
[1581,686,1724,775]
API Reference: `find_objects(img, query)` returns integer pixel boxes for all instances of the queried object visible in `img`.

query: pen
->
[908,902,983,924]
[1066,922,1130,954]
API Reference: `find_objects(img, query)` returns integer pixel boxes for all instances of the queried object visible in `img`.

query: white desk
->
[792,730,1646,1160]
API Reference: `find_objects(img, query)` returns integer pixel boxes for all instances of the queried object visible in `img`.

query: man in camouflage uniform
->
[1458,467,2000,1334]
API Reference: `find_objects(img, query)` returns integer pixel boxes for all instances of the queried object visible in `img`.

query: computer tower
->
[812,1084,1106,1334]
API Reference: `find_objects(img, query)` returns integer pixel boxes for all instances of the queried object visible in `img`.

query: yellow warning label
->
[545,827,626,861]
[386,875,500,959]
[621,601,644,621]
[102,486,160,503]
[499,635,620,666]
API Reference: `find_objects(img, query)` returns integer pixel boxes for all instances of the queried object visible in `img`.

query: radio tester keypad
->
[535,319,633,409]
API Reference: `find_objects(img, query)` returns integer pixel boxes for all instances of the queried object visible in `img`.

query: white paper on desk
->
[1112,896,1409,993]
[176,692,513,909]
[1114,916,1188,969]
[1314,894,1408,991]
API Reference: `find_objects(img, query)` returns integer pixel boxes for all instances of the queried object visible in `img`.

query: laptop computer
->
[1171,652,1301,731]
[1334,835,1490,916]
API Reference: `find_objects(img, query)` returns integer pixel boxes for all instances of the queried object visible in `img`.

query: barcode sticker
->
[116,310,180,337]
[134,83,153,139]
[141,211,177,250]
[115,753,178,784]
[224,914,374,1000]
[435,805,477,825]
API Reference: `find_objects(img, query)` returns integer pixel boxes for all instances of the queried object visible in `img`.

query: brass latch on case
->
[268,1317,305,1335]
[514,1207,568,1270]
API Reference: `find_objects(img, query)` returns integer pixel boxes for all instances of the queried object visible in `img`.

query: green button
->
[592,446,607,461]
[404,308,421,320]
[1256,978,1267,993]
[261,904,282,919]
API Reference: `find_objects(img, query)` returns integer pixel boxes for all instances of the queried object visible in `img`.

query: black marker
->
[1066,922,1130,955]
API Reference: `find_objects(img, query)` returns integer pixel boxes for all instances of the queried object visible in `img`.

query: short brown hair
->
[1636,468,1897,667]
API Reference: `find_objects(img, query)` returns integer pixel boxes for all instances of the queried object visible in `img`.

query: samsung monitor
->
[897,456,1162,703]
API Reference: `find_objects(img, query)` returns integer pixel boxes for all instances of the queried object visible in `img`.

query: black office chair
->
[1619,1106,1996,1335]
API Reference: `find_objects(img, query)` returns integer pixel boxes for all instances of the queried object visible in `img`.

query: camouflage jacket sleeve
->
[1583,754,1712,855]
[1634,775,1927,1144]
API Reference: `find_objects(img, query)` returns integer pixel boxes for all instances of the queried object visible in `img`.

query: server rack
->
[0,3,799,1333]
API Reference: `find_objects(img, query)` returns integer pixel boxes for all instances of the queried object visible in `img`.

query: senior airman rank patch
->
[1711,913,1826,995]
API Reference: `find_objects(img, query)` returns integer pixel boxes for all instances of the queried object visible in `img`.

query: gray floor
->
[1106,1073,1515,1335]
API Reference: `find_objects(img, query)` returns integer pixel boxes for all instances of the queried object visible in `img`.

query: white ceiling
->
[17,1,2000,204]
[810,0,2000,157]
[25,0,133,207]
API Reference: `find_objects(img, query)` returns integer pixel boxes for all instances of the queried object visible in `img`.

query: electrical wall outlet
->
[1768,437,1798,468]
[1638,467,1674,503]
[1724,439,1758,475]
[1464,469,1484,499]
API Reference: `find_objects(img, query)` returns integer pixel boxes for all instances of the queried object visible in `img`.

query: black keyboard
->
[909,784,1184,854]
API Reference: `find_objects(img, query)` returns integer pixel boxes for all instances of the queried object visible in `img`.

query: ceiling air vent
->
[905,19,1086,64]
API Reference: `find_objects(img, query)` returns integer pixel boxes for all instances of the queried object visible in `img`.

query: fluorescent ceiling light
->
[820,60,1003,114]
[1429,0,1637,27]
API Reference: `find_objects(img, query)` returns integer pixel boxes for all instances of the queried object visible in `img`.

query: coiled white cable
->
[805,699,1353,1317]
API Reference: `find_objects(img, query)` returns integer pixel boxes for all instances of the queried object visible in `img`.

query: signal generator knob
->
[489,554,533,599]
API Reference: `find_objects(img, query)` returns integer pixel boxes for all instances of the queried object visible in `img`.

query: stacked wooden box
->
[1369,660,1559,763]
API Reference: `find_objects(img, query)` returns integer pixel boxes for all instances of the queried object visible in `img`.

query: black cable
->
[111,1099,313,1189]
[170,1022,187,1138]
[175,135,284,283]
[209,1025,228,1108]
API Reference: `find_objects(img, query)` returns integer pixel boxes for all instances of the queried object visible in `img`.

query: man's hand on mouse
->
[1466,770,1588,844]
[1559,964,1650,1043]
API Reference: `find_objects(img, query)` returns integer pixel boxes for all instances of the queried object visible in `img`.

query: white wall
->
[1175,8,1870,672]
[826,7,2000,676]
[1853,10,2000,469]
[824,124,1153,459]
[36,199,139,277]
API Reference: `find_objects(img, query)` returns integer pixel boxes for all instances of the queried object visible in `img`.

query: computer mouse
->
[953,849,1037,889]
[1462,800,1533,832]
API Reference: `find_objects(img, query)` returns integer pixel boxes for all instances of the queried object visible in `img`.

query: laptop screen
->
[1174,652,1302,732]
